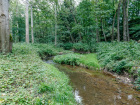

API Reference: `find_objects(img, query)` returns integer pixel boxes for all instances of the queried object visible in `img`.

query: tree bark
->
[123,0,127,41]
[55,5,57,46]
[0,0,10,53]
[25,0,29,43]
[117,0,121,42]
[126,0,130,41]
[31,5,34,43]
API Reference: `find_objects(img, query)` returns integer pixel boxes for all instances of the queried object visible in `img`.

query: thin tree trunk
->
[31,5,34,43]
[102,19,107,42]
[123,0,127,41]
[0,0,10,53]
[15,0,19,43]
[25,0,29,43]
[126,0,130,41]
[55,5,57,46]
[117,0,121,42]
[112,10,117,41]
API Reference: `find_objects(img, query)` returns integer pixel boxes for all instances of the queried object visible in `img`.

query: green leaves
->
[0,43,76,104]
[54,53,81,66]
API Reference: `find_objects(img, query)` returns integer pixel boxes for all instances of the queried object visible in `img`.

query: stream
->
[45,59,140,105]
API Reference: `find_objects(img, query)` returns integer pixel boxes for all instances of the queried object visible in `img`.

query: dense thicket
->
[10,0,140,45]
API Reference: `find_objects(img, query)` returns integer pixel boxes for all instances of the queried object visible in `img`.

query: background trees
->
[9,0,140,44]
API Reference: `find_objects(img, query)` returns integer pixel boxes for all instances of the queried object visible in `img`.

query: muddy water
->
[46,60,140,105]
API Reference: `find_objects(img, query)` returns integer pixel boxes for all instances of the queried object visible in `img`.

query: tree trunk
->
[16,0,19,43]
[55,5,57,46]
[31,5,34,43]
[117,0,121,42]
[123,0,127,41]
[0,0,10,53]
[126,0,130,41]
[112,10,117,41]
[25,0,29,43]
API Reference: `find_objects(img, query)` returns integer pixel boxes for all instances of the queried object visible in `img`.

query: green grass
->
[79,54,100,69]
[0,43,76,105]
[53,53,100,69]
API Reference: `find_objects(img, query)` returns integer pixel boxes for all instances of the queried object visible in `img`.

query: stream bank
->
[46,58,140,105]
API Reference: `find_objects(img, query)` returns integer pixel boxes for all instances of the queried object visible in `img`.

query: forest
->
[0,0,140,104]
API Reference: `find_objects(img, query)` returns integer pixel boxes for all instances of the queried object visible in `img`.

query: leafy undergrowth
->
[33,44,71,59]
[0,43,76,105]
[53,53,100,69]
[96,41,140,89]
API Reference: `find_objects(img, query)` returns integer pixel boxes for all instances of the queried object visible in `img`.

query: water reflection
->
[128,95,133,100]
[74,89,83,104]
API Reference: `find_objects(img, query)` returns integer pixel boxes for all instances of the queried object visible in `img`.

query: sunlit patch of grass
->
[79,54,100,69]
[53,53,100,69]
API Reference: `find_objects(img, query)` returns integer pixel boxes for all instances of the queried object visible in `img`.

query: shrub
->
[134,77,140,90]
[63,43,73,50]
[53,53,81,66]
[73,42,90,52]
[113,60,133,74]
[97,41,140,74]
[33,44,66,58]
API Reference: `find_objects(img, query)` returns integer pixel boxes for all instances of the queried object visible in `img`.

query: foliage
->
[134,77,140,90]
[58,43,73,50]
[54,53,81,66]
[73,42,96,52]
[54,53,100,69]
[0,43,76,104]
[33,43,68,58]
[96,41,140,89]
[9,0,140,44]
[134,68,140,90]
[73,43,90,52]
[97,41,140,71]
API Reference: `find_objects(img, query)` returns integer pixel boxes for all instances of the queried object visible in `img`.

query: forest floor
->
[0,43,76,105]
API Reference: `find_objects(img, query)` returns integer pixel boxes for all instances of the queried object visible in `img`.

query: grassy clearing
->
[0,43,76,105]
[96,41,140,89]
[53,53,100,69]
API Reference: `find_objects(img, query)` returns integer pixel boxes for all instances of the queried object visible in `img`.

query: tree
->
[117,0,121,42]
[25,0,29,43]
[0,0,10,53]
[123,0,127,41]
[31,5,34,43]
[126,0,130,41]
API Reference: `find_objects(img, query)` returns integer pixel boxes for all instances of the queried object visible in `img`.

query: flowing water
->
[46,59,140,105]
